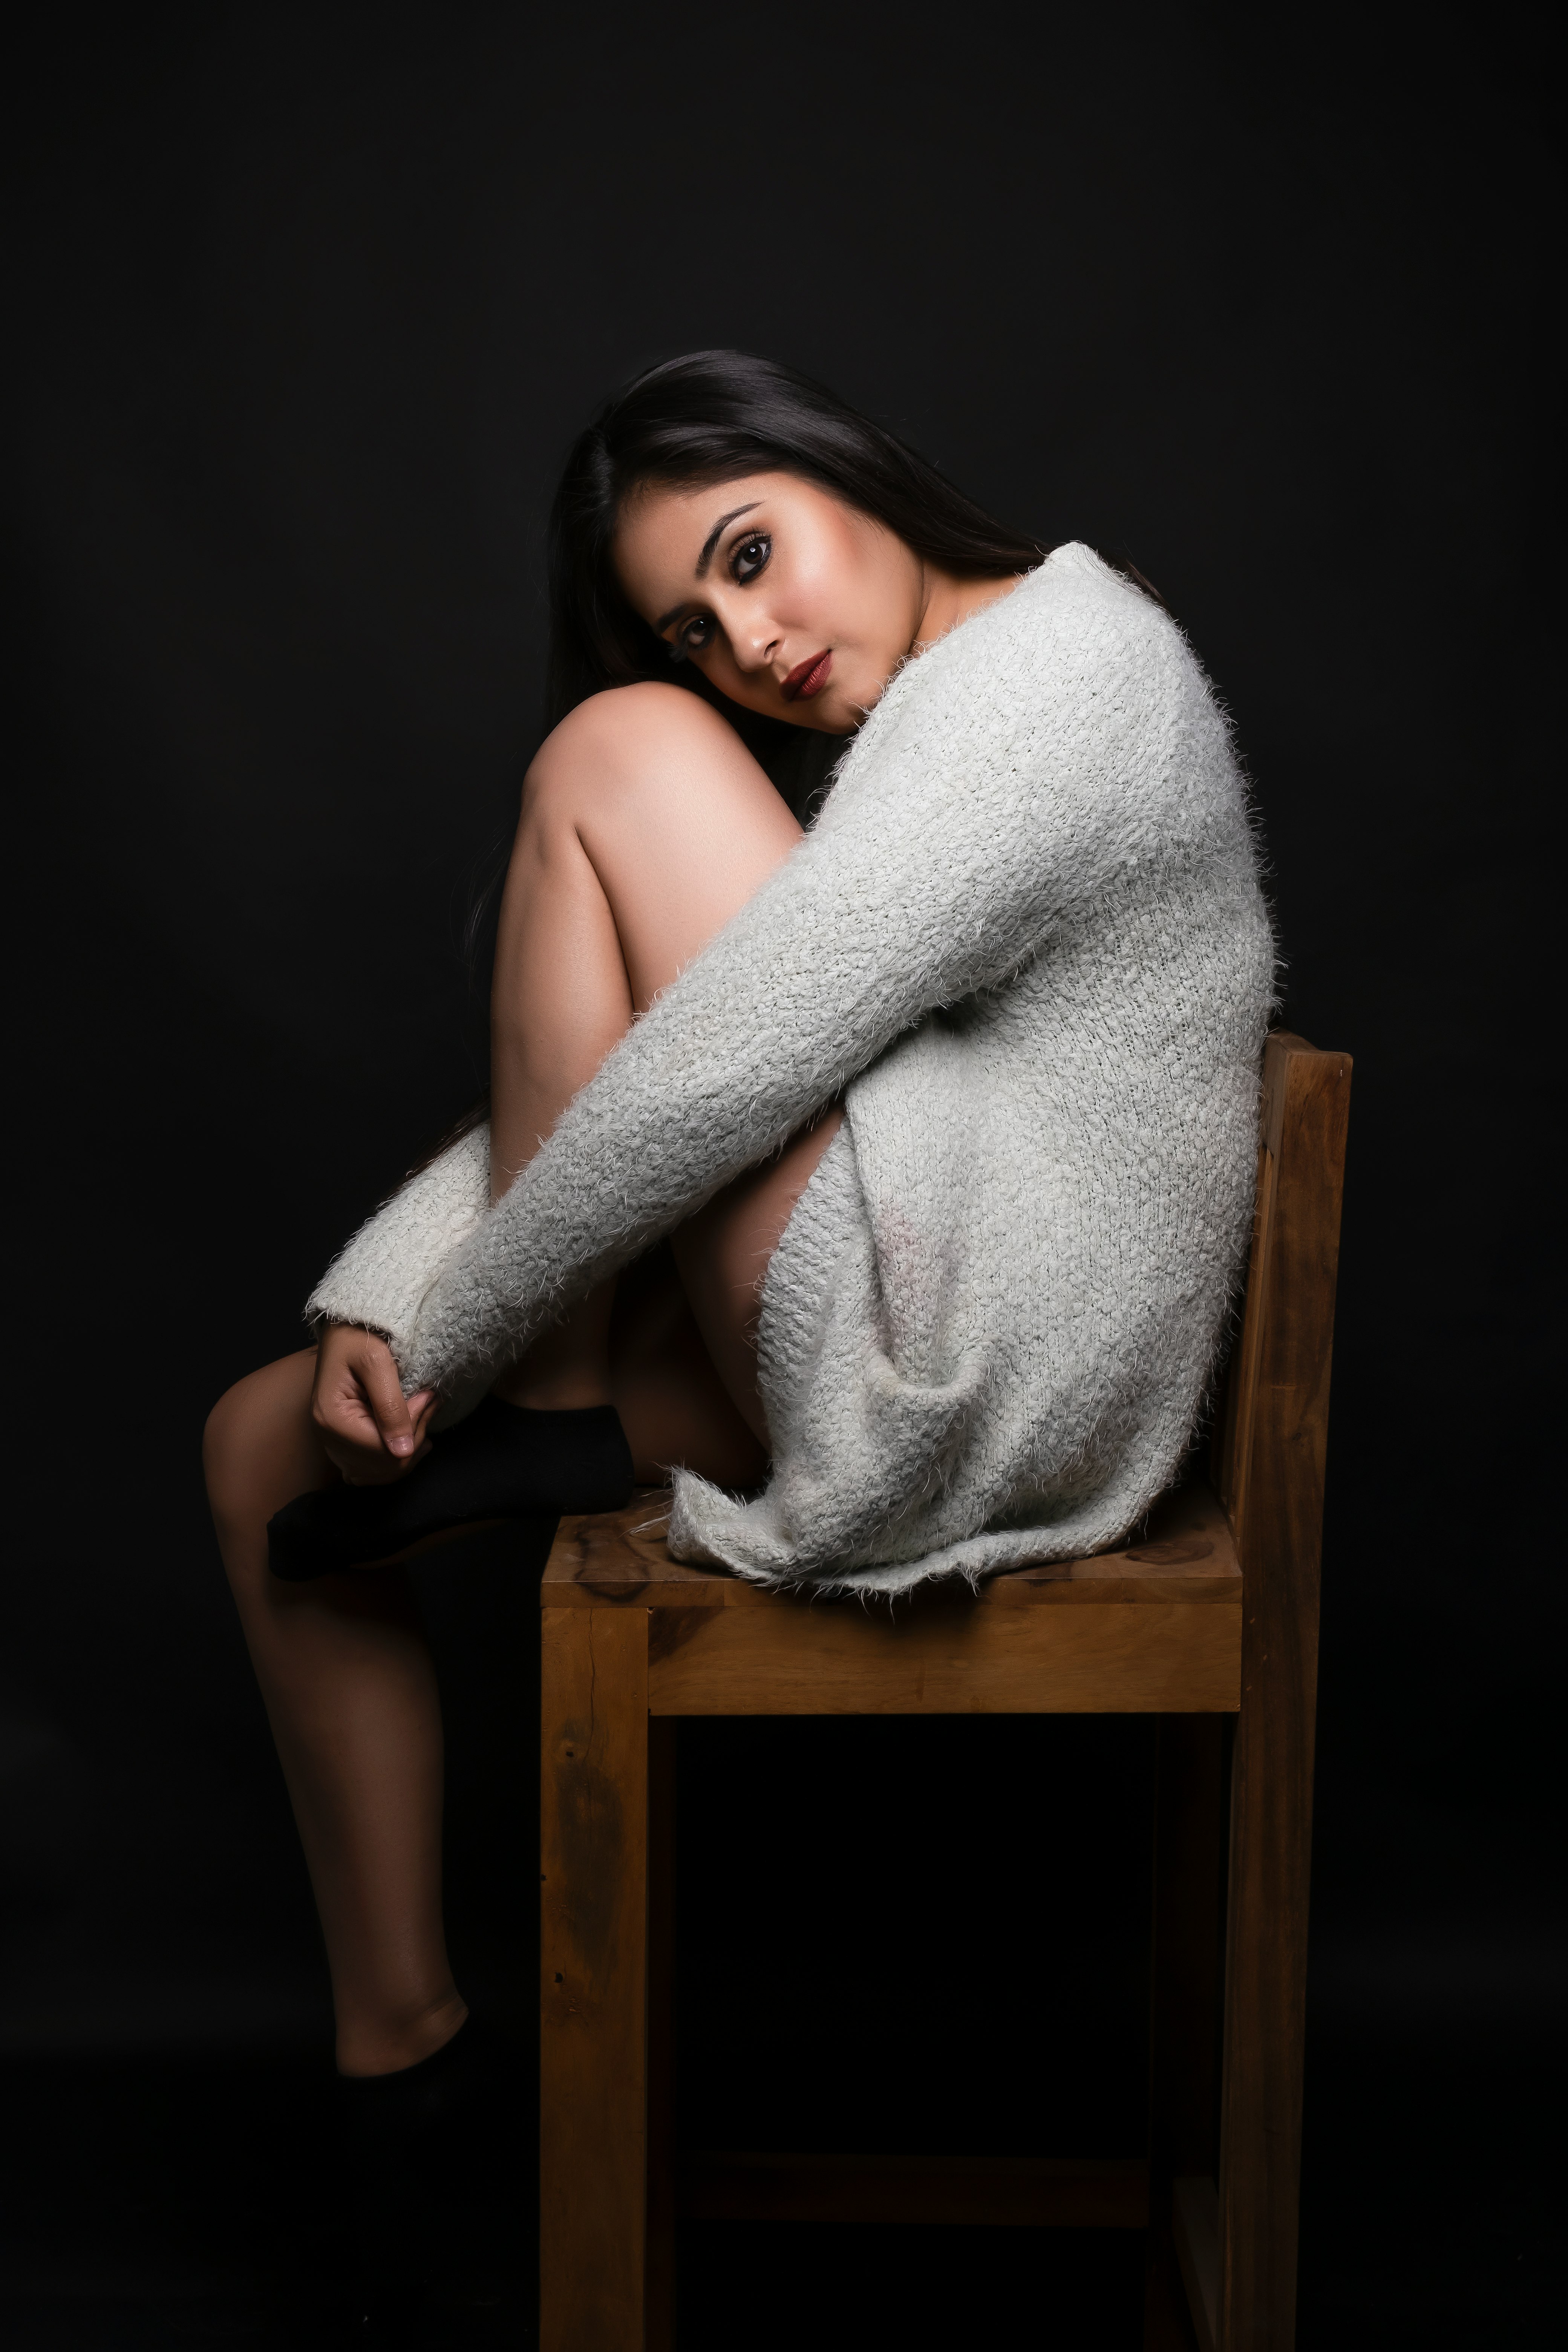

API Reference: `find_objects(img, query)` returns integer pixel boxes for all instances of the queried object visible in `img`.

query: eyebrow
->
[652,502,762,634]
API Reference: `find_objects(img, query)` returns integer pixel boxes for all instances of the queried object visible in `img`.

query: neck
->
[913,564,1021,655]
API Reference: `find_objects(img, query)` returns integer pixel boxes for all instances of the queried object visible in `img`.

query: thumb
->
[358,1347,420,1458]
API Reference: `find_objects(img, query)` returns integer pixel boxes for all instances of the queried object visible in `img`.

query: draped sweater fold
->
[307,544,1275,1596]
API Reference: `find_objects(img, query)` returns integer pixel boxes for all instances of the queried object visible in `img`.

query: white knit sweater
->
[308,544,1274,1594]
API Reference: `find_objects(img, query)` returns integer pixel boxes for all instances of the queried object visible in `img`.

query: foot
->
[266,1398,634,1581]
[340,2015,525,2343]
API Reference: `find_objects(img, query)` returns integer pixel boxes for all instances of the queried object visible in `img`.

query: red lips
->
[782,649,833,702]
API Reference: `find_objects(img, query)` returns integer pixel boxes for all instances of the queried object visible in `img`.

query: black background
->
[3,4,1561,2344]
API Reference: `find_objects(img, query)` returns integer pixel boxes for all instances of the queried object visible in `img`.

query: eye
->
[668,612,716,664]
[732,531,771,584]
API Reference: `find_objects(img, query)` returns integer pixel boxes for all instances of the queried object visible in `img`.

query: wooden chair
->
[538,1030,1352,2352]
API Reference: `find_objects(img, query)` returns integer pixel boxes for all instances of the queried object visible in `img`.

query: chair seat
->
[542,1479,1242,1715]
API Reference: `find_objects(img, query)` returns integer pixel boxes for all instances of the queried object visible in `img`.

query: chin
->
[804,702,858,737]
[830,691,877,734]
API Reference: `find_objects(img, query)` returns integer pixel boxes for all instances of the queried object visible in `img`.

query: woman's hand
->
[311,1324,438,1485]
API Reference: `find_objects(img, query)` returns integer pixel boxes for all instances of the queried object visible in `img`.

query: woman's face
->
[612,472,931,735]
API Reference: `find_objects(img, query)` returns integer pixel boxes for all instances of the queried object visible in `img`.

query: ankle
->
[337,1990,469,2079]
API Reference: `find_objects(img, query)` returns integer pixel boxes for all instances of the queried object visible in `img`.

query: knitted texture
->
[307,1122,492,1350]
[307,545,1275,1594]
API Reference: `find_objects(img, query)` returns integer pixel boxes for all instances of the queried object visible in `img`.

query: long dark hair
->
[545,350,1051,804]
[456,354,1124,1125]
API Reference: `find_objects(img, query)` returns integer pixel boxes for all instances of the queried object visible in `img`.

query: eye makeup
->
[665,521,773,661]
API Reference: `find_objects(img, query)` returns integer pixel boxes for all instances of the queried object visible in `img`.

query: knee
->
[202,1352,316,1539]
[521,683,746,828]
[201,1372,265,1525]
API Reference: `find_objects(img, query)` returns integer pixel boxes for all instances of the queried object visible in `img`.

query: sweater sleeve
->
[305,1120,492,1355]
[389,562,1179,1403]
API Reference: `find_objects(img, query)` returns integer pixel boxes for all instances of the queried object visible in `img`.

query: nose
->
[728,608,779,674]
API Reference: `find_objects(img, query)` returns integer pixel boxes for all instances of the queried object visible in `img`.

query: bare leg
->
[204,1353,465,2078]
[208,684,835,2073]
[488,681,841,1452]
[606,1245,769,1487]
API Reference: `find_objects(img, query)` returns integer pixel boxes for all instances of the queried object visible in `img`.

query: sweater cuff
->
[304,1123,493,1376]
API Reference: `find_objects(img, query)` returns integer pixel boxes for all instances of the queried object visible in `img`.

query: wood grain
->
[1216,1035,1351,2351]
[544,1482,1239,1610]
[646,1590,1240,1715]
[539,1605,651,2352]
[678,2151,1149,2228]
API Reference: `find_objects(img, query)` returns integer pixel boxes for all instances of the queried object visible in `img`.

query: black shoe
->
[268,1398,633,1581]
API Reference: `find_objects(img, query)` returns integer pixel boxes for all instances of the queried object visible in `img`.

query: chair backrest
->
[1211,1031,1353,1573]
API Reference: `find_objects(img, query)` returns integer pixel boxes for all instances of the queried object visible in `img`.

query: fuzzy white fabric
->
[308,544,1274,1595]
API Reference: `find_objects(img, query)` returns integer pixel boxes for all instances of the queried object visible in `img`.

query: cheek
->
[779,528,881,646]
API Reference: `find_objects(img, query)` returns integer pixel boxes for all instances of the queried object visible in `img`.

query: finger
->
[343,1435,432,1487]
[355,1344,420,1458]
[312,1330,383,1431]
[314,1366,384,1449]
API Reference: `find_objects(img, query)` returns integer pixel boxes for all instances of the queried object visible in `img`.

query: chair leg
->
[646,1718,678,2352]
[1149,1717,1226,2176]
[540,1605,651,2352]
[1144,1715,1225,2352]
[1216,1599,1316,2348]
[1145,2220,1205,2352]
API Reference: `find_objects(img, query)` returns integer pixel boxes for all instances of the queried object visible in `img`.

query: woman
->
[204,351,1272,2112]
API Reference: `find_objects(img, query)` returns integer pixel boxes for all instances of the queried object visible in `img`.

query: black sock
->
[340,2011,495,2135]
[340,2017,518,2334]
[267,1397,632,1581]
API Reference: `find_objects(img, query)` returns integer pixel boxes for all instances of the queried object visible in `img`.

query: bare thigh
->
[489,681,842,1442]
